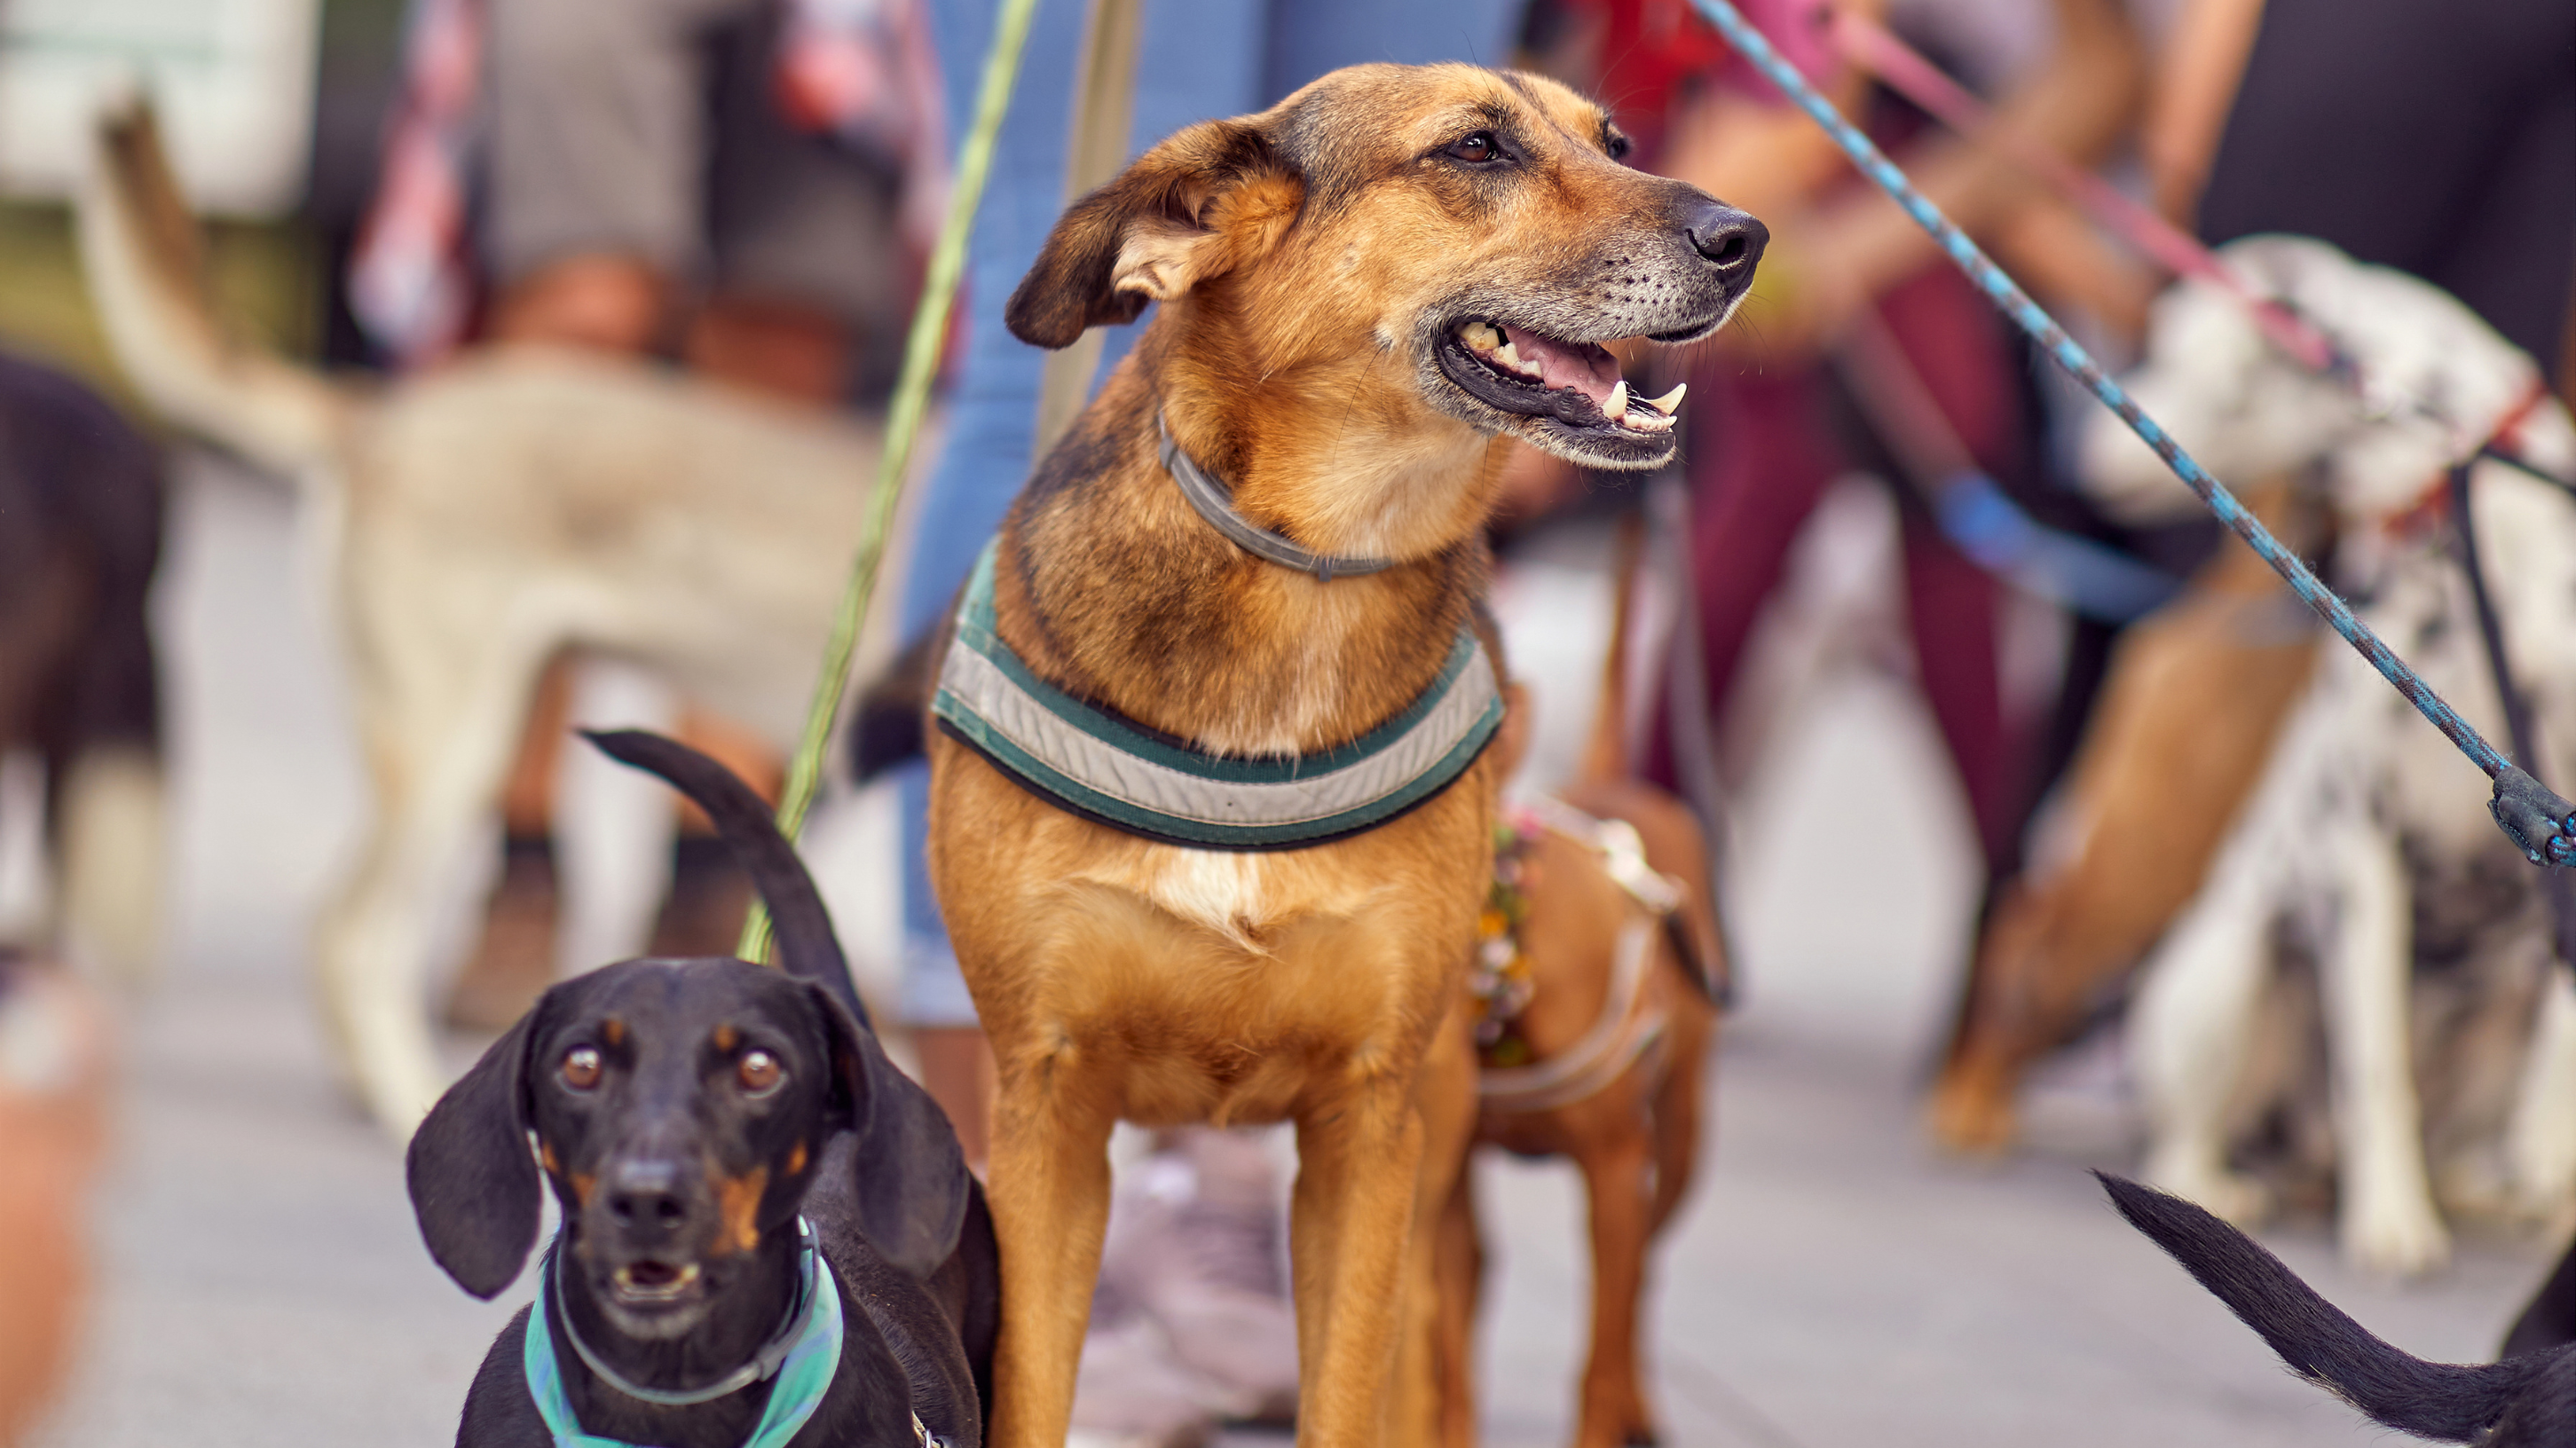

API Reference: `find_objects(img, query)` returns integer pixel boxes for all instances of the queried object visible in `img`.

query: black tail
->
[2099,1173,2539,1442]
[579,729,868,1028]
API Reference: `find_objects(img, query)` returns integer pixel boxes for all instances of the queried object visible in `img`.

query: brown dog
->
[923,64,1762,1448]
[1930,484,2320,1153]
[1439,548,1727,1448]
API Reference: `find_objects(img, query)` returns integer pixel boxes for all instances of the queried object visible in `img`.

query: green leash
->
[738,0,1046,964]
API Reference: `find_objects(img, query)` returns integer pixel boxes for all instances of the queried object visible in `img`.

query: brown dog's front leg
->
[982,1063,1115,1448]
[1572,1132,1657,1448]
[1292,1078,1430,1448]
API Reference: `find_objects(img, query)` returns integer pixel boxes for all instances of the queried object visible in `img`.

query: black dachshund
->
[2103,1173,2575,1446]
[409,730,997,1448]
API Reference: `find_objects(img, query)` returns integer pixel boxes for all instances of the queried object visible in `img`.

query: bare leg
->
[916,1026,997,1171]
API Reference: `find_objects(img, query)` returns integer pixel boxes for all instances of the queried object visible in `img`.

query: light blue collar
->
[524,1219,845,1448]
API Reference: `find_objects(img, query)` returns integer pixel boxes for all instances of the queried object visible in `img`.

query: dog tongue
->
[1501,324,1622,413]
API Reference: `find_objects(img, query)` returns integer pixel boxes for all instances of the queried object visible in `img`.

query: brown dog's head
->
[1006,63,1765,476]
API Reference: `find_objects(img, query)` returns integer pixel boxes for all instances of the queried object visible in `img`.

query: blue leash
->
[1687,0,2576,869]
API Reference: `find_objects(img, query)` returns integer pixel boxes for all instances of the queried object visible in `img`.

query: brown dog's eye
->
[737,1050,783,1096]
[1445,131,1499,163]
[561,1046,603,1091]
[1606,130,1634,161]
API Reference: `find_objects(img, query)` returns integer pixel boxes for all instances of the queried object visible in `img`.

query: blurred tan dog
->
[1438,534,1726,1448]
[0,956,108,1447]
[1930,492,2320,1155]
[76,107,881,1135]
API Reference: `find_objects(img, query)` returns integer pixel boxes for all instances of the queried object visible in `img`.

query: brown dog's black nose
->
[607,1159,689,1232]
[1686,202,1767,274]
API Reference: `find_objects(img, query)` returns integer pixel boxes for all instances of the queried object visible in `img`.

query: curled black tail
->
[2099,1173,2538,1442]
[579,728,868,1028]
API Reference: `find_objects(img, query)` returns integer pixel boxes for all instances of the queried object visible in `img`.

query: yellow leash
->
[738,0,1046,964]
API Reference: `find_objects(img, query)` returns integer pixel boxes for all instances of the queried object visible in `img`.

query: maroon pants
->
[1653,264,2029,877]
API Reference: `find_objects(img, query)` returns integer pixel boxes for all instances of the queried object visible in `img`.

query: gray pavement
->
[28,460,2560,1445]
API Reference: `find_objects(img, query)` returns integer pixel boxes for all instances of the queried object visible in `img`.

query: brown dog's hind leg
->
[980,1051,1117,1448]
[1400,1019,1480,1448]
[1431,1161,1486,1448]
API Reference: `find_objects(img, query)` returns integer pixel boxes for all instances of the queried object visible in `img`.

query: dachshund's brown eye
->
[1607,130,1633,161]
[737,1050,783,1096]
[1446,131,1498,163]
[561,1046,602,1091]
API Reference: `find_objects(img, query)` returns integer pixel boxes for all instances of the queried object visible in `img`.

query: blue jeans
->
[897,0,1526,1026]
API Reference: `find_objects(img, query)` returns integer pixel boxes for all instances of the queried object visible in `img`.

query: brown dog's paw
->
[1926,1065,2020,1157]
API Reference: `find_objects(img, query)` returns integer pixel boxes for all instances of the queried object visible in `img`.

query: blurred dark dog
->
[0,353,163,977]
[409,732,996,1448]
[2105,1173,2576,1445]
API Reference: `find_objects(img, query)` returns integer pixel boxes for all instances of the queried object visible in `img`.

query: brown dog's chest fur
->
[929,365,1505,1122]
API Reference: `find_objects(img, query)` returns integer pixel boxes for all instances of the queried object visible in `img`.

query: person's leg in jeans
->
[897,0,1092,1163]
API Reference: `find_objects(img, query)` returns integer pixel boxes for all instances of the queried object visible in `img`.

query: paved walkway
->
[28,465,2557,1446]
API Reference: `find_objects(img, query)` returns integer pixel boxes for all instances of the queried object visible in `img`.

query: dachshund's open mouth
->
[1434,319,1686,468]
[611,1259,703,1305]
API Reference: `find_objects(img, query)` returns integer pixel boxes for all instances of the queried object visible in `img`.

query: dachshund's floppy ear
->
[407,1003,547,1299]
[1005,116,1296,349]
[807,981,971,1279]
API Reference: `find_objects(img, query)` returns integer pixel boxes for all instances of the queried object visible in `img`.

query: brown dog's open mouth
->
[1435,319,1684,466]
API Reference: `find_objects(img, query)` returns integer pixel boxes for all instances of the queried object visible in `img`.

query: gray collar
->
[1158,410,1395,582]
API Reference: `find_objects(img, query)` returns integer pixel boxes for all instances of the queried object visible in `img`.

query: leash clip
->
[2489,765,2576,868]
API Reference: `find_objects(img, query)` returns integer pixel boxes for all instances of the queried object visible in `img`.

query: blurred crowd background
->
[0,0,2568,1443]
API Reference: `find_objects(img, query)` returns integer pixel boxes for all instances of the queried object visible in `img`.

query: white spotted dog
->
[2083,235,2576,1276]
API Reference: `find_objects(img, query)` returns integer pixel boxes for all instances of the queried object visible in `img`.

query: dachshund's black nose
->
[606,1159,689,1232]
[1687,203,1768,274]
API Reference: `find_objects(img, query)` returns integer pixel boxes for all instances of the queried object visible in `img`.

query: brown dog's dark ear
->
[806,981,971,1279]
[1004,117,1293,349]
[407,1004,547,1299]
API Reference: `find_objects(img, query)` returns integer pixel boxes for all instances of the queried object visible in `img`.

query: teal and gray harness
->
[932,416,1503,850]
[524,1216,934,1448]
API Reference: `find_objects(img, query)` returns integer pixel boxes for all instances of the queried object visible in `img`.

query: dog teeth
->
[1643,382,1687,416]
[1605,380,1628,419]
[1461,321,1502,351]
[1494,340,1532,374]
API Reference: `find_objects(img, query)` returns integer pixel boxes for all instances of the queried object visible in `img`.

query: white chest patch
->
[1082,848,1279,953]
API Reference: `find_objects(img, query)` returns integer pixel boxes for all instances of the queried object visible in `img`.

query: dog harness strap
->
[1478,914,1668,1114]
[1158,411,1395,582]
[524,1217,849,1448]
[933,539,1503,849]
